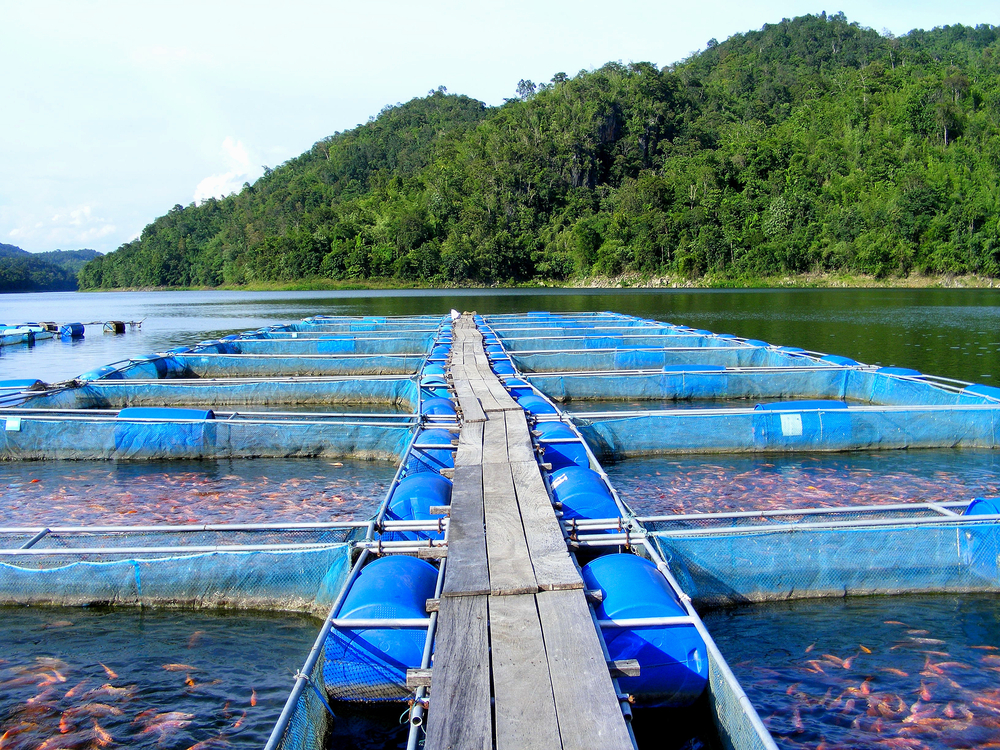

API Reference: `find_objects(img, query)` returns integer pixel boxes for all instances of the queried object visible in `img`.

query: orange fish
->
[99,663,118,680]
[232,710,246,729]
[250,688,257,707]
[92,719,113,747]
[64,679,90,699]
[878,667,909,677]
[162,664,197,672]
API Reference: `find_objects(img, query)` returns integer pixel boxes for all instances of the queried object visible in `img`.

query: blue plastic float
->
[582,554,708,707]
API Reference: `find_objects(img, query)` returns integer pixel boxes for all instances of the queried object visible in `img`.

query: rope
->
[295,671,338,720]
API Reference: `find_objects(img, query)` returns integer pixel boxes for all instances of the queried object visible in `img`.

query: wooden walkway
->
[424,315,633,750]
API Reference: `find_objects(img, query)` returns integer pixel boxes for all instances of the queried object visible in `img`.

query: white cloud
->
[4,205,116,249]
[193,137,254,204]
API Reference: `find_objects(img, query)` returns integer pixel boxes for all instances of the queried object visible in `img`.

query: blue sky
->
[1,0,996,254]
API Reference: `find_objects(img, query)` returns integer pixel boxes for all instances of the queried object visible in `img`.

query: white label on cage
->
[5,417,22,432]
[291,332,298,338]
[779,413,803,436]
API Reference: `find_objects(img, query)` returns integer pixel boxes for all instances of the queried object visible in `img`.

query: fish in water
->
[162,664,198,672]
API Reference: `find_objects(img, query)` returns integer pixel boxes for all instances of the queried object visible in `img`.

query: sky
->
[1,0,996,254]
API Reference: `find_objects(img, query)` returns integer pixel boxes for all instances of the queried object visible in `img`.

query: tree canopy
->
[80,14,1000,289]
[0,245,99,293]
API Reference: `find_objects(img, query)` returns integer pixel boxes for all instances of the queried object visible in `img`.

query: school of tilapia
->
[706,595,1000,750]
[0,653,253,750]
[609,453,1000,515]
[1,460,393,526]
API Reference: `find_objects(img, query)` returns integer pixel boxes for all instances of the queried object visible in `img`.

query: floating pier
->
[2,311,1000,750]
[423,314,632,749]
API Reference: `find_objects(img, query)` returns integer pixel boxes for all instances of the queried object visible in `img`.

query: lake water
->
[0,605,320,750]
[1,287,1000,383]
[0,457,395,526]
[702,594,1000,750]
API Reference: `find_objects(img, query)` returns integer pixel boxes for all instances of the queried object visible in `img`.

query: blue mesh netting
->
[576,405,1000,457]
[0,539,352,616]
[651,518,1000,606]
[0,416,413,459]
[501,334,741,351]
[102,353,426,379]
[531,369,975,407]
[513,347,819,372]
[19,378,419,410]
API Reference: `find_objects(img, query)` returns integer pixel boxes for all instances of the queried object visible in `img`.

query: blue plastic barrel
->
[165,346,192,354]
[324,556,437,700]
[492,361,516,376]
[430,345,451,358]
[582,554,707,707]
[962,498,1000,582]
[534,422,589,470]
[505,378,534,399]
[820,354,859,367]
[118,407,215,420]
[743,339,770,347]
[59,322,85,338]
[777,346,805,353]
[421,372,447,383]
[691,329,713,336]
[78,365,125,382]
[0,379,43,390]
[517,394,556,415]
[548,466,618,520]
[423,364,446,377]
[386,473,452,540]
[406,429,455,474]
[421,397,457,417]
[486,344,505,356]
[220,334,240,341]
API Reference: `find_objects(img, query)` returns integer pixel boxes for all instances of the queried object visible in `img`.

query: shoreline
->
[67,272,1000,294]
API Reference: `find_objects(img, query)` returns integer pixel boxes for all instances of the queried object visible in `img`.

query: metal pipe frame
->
[263,548,371,750]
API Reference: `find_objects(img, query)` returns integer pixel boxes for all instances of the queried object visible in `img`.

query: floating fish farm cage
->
[1,311,999,750]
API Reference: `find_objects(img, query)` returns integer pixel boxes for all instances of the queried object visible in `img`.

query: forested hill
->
[0,245,100,292]
[79,14,1000,289]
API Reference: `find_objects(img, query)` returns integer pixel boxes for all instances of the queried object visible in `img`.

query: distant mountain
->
[0,244,101,292]
[76,15,1000,287]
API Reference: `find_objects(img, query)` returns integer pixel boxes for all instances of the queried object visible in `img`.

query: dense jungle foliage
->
[79,13,1000,288]
[0,245,99,292]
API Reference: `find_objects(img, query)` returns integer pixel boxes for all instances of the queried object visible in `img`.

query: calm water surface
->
[1,288,999,383]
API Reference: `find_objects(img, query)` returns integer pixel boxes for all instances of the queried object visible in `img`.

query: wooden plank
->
[536,589,633,750]
[503,410,536,463]
[482,413,509,464]
[483,461,536,595]
[484,376,520,410]
[424,595,492,750]
[510,461,582,591]
[489,594,562,750]
[442,464,489,597]
[470,378,502,412]
[453,379,487,423]
[454,421,484,467]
